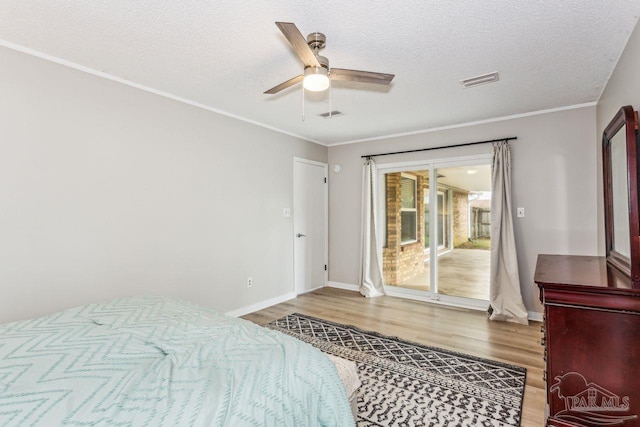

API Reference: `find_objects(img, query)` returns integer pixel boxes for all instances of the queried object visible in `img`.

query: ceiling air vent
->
[460,72,499,88]
[318,110,344,118]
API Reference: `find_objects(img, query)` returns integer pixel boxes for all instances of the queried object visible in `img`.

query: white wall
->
[0,46,327,323]
[328,106,597,314]
[596,20,640,252]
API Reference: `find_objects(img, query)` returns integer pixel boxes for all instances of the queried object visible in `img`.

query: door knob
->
[296,233,307,238]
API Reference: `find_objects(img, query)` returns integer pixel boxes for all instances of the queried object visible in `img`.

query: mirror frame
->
[603,105,640,286]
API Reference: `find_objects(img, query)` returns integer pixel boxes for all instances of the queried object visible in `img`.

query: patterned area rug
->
[267,313,526,427]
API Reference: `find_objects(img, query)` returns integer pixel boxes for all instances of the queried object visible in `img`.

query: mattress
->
[0,296,355,426]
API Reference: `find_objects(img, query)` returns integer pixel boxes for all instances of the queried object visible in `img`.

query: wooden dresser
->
[535,254,640,427]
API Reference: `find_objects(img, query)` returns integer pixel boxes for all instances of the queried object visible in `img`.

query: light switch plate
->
[517,207,525,218]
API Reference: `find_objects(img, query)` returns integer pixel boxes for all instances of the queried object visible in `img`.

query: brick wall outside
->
[383,173,401,285]
[452,189,470,247]
[383,172,426,285]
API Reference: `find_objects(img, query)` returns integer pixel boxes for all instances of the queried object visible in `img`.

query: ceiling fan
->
[264,22,395,95]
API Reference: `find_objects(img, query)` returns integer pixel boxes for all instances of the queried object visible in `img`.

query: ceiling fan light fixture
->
[303,66,330,92]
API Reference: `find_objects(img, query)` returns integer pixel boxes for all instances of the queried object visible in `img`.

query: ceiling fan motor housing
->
[307,33,329,71]
[307,32,326,51]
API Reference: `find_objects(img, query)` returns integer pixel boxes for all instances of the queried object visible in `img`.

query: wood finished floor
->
[399,248,491,300]
[242,287,545,427]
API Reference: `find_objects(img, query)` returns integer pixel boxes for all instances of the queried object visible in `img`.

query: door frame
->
[293,157,328,294]
[424,189,448,253]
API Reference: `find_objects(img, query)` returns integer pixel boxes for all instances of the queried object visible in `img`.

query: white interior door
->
[293,158,328,294]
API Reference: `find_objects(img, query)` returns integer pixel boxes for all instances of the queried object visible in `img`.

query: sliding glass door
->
[379,156,492,306]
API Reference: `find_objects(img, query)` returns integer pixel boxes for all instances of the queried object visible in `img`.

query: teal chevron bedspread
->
[0,296,354,426]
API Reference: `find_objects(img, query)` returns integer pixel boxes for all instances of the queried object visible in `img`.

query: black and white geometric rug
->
[267,313,526,427]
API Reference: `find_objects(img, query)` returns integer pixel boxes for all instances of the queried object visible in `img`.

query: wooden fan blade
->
[264,75,304,94]
[330,68,395,85]
[275,22,321,68]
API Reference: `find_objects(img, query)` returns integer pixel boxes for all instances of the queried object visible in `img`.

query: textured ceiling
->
[1,1,639,145]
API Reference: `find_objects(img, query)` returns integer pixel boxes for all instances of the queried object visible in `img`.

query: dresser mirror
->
[603,105,640,285]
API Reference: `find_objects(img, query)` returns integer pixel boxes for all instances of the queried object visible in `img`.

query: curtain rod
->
[361,137,517,159]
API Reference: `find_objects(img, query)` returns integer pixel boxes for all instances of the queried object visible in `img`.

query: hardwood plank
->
[242,287,545,427]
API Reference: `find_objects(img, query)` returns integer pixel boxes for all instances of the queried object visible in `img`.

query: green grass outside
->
[456,237,491,250]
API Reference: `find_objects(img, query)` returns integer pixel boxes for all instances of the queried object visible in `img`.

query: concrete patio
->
[397,248,490,300]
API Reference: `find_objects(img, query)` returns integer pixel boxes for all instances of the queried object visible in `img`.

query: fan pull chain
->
[302,85,305,121]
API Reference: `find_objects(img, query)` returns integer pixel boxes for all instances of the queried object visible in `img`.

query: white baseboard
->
[528,311,544,322]
[327,281,360,292]
[298,285,326,295]
[225,292,297,318]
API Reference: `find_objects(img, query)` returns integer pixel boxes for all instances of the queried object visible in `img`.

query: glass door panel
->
[435,165,491,300]
[382,170,430,292]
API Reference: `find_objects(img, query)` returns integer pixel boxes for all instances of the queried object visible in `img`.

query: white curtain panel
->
[489,142,528,325]
[359,158,386,297]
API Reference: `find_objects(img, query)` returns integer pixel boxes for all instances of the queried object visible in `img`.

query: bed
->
[0,296,355,426]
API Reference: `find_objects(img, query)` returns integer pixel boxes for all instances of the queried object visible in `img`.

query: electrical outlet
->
[247,277,253,288]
